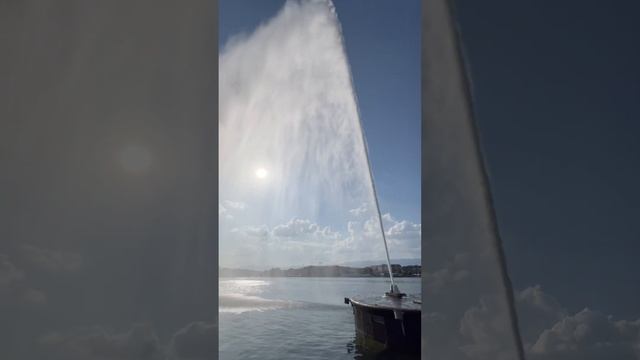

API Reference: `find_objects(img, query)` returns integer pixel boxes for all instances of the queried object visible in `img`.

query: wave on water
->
[219,293,301,314]
[219,293,349,314]
[219,278,359,314]
[219,279,299,313]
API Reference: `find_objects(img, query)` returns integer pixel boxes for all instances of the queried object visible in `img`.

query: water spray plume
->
[219,0,398,275]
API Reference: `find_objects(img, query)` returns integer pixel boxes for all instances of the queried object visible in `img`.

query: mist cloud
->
[219,0,372,222]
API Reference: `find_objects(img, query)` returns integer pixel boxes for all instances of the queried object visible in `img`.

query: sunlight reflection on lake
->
[219,277,420,360]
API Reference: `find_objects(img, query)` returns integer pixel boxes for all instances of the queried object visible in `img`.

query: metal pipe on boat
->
[353,66,399,297]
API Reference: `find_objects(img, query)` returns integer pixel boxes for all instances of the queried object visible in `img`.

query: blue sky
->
[454,0,640,320]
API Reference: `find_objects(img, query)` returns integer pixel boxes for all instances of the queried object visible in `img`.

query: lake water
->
[219,277,421,360]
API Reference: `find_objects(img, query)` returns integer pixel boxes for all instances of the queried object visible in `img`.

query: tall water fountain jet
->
[421,0,525,359]
[219,0,386,269]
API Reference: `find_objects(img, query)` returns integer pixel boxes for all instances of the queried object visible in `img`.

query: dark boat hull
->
[346,297,421,354]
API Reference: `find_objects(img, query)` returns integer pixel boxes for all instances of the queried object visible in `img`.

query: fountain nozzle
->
[385,284,406,298]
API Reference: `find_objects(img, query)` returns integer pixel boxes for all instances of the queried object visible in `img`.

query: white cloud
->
[423,253,471,293]
[386,219,421,240]
[222,200,246,211]
[220,213,420,268]
[331,214,421,264]
[383,213,421,252]
[530,308,640,360]
[348,203,369,217]
[459,294,516,360]
[218,204,231,220]
[237,225,270,238]
[381,214,421,256]
[515,285,567,348]
[515,287,640,360]
[219,200,246,221]
[272,218,321,237]
[456,284,640,360]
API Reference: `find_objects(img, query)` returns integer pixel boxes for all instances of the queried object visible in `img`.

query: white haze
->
[219,0,420,268]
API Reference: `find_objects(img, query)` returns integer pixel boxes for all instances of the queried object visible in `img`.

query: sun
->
[255,167,268,179]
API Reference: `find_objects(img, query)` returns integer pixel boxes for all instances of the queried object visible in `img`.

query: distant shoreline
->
[220,264,421,278]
